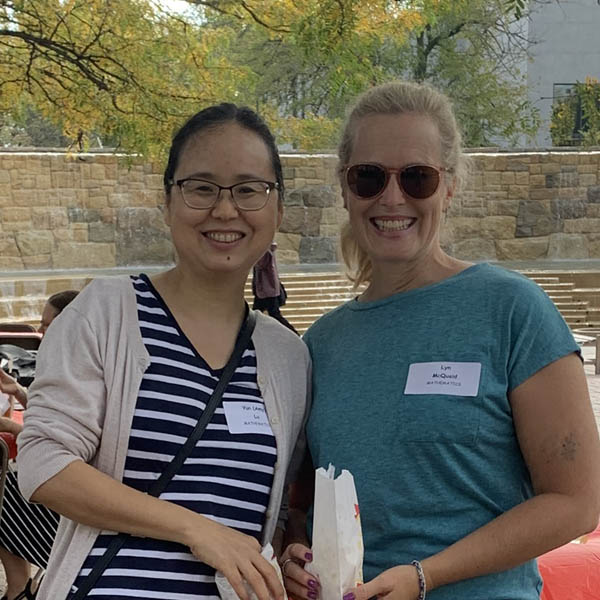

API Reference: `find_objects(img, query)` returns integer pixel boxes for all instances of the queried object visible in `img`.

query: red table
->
[0,409,22,459]
[539,526,600,600]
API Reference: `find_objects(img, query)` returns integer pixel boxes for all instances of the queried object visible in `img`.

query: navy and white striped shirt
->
[71,274,277,599]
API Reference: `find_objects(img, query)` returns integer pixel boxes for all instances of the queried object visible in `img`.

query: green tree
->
[193,0,539,148]
[0,0,251,156]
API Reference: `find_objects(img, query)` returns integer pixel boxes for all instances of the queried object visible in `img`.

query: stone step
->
[537,282,575,291]
[528,276,560,284]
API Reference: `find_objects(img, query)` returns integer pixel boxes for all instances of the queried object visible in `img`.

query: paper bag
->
[307,464,364,600]
[216,543,287,600]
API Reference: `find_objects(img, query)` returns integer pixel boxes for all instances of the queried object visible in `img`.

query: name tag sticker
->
[223,401,273,435]
[404,362,482,397]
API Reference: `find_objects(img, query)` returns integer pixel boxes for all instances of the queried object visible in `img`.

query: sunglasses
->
[345,163,450,200]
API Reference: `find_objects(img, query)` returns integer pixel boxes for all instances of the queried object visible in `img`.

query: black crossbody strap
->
[71,310,257,600]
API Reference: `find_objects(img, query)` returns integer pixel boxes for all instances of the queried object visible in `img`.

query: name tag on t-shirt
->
[223,401,273,435]
[404,362,482,397]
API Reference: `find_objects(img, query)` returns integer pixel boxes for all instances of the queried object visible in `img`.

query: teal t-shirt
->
[303,263,580,600]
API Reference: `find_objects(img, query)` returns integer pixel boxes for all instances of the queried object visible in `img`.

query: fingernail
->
[308,592,318,600]
[305,552,313,561]
[343,594,355,600]
[308,580,318,589]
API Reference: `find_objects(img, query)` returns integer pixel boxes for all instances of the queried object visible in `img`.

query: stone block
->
[299,236,338,263]
[0,233,19,257]
[586,233,600,257]
[2,207,31,222]
[53,242,116,268]
[588,186,600,203]
[22,254,53,269]
[516,200,559,237]
[0,257,24,270]
[452,238,497,260]
[501,172,515,185]
[115,207,172,266]
[530,188,555,201]
[495,238,549,260]
[15,231,53,256]
[547,233,589,259]
[564,218,600,233]
[483,172,502,186]
[577,164,597,174]
[580,174,598,186]
[546,172,579,188]
[487,199,519,216]
[514,172,530,185]
[32,207,69,230]
[507,185,529,200]
[279,206,321,235]
[507,160,530,172]
[530,174,546,188]
[89,222,115,243]
[448,217,480,238]
[540,162,561,174]
[550,198,587,220]
[480,216,516,239]
[68,207,101,223]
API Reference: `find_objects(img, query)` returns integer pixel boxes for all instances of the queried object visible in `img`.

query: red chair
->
[539,527,600,600]
[0,323,37,333]
[0,332,42,351]
[0,437,8,518]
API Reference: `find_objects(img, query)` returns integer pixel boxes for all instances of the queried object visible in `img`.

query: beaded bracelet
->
[410,560,426,600]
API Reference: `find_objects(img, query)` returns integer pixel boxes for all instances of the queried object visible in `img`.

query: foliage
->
[0,0,543,155]
[550,78,600,147]
[204,0,540,148]
[0,0,252,157]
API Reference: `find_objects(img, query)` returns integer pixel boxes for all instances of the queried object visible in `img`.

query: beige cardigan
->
[17,277,311,600]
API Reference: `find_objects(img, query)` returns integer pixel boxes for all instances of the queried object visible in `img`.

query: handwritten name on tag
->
[223,401,273,435]
[404,362,481,397]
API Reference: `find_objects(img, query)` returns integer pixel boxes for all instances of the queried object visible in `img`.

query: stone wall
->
[0,150,599,269]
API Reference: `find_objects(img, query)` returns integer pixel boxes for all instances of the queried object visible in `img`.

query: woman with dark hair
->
[0,290,79,600]
[38,291,79,335]
[16,104,311,600]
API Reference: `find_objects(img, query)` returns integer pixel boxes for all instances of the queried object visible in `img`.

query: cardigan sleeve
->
[17,302,107,500]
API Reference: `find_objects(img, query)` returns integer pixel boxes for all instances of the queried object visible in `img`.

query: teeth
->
[205,232,243,242]
[373,218,414,231]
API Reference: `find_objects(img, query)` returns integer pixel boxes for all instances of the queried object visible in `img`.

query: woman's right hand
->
[184,516,284,600]
[0,369,28,408]
[280,543,319,600]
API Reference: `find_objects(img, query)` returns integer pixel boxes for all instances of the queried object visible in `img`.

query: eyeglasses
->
[172,178,279,211]
[344,163,451,200]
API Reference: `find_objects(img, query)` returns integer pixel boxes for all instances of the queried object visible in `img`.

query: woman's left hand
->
[349,565,420,600]
[279,542,319,600]
[0,416,22,436]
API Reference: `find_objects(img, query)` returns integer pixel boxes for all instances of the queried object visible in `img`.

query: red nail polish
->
[305,551,313,561]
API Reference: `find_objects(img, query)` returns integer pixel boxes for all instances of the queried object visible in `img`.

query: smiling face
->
[343,112,453,272]
[165,122,282,279]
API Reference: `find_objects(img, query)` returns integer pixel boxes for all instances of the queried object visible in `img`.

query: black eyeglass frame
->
[343,162,453,201]
[169,177,280,211]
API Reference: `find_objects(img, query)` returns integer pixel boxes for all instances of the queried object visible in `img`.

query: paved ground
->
[2,356,600,595]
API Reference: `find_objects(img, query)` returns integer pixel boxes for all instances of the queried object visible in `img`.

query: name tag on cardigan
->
[223,401,273,434]
[404,362,481,396]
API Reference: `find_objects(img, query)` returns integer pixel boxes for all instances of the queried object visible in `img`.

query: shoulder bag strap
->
[71,310,257,600]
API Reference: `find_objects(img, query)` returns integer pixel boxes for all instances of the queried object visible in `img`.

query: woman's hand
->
[349,565,420,600]
[184,517,284,600]
[0,369,28,408]
[0,415,22,436]
[279,543,319,600]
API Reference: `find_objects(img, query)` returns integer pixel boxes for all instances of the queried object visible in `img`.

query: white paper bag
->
[216,543,287,600]
[306,464,364,600]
